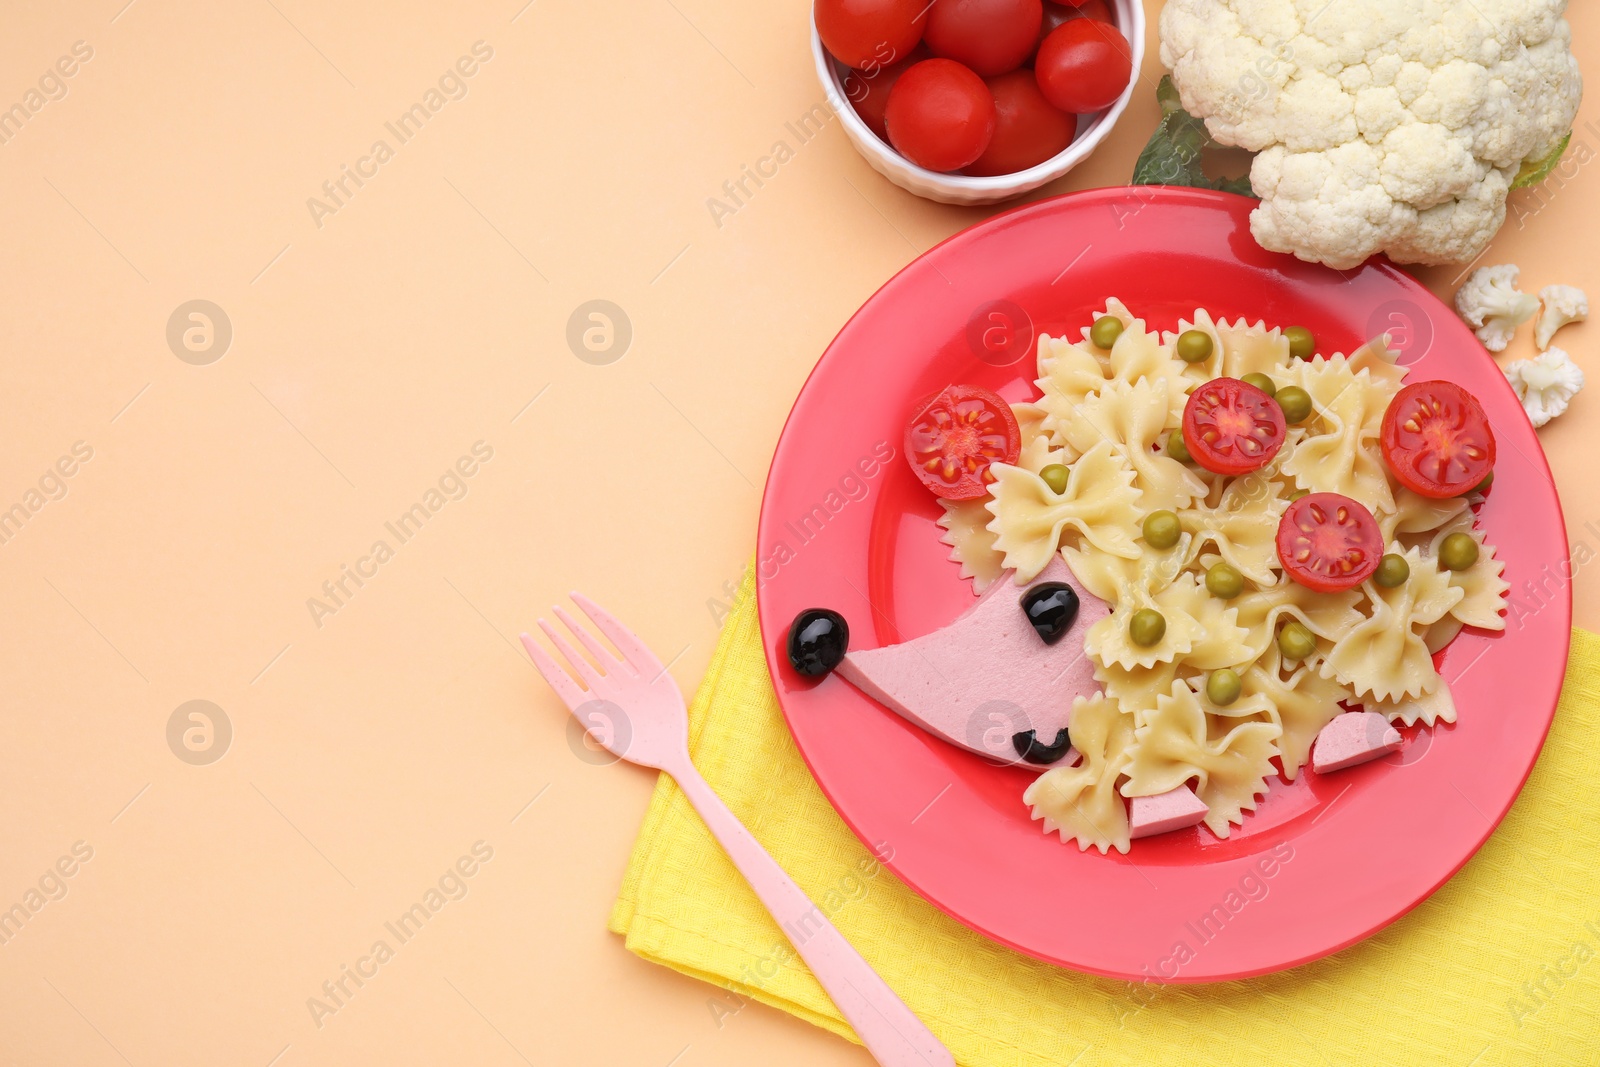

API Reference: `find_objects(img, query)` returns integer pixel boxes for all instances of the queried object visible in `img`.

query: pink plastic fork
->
[523,593,953,1067]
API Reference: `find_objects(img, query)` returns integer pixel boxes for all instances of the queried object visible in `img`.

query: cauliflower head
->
[1160,0,1582,270]
[1505,347,1584,428]
[1455,264,1538,352]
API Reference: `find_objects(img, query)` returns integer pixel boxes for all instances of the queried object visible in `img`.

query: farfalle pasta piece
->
[1233,579,1364,660]
[1215,318,1293,379]
[1056,378,1205,514]
[1241,647,1350,780]
[1367,683,1458,727]
[1119,681,1281,838]
[937,498,1004,594]
[1343,335,1407,389]
[1165,308,1225,385]
[1378,486,1469,544]
[1013,402,1072,472]
[1321,547,1463,702]
[1178,465,1293,585]
[1023,694,1135,854]
[1279,356,1397,514]
[1034,335,1110,447]
[1160,573,1252,670]
[1080,550,1205,671]
[1093,658,1182,721]
[1424,516,1509,631]
[985,442,1142,581]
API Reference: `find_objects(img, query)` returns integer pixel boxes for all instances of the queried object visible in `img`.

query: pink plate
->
[755,188,1570,982]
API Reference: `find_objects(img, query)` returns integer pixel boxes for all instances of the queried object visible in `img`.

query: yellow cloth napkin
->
[611,565,1600,1065]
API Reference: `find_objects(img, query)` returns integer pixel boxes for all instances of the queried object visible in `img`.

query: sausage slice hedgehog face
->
[788,555,1110,767]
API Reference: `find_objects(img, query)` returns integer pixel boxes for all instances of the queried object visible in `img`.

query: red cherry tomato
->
[924,0,1043,78]
[1182,378,1287,476]
[815,0,927,70]
[1035,17,1132,113]
[1276,493,1383,592]
[1380,381,1496,499]
[904,384,1021,499]
[842,46,928,140]
[964,70,1077,176]
[885,59,997,172]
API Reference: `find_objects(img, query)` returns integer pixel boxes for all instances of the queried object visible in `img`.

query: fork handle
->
[669,761,954,1067]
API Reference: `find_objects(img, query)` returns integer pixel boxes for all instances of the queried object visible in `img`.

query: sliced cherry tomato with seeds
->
[1182,378,1287,476]
[1380,381,1496,499]
[1276,493,1383,592]
[904,384,1021,499]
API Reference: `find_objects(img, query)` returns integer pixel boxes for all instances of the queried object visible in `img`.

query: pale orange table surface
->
[0,3,1594,1065]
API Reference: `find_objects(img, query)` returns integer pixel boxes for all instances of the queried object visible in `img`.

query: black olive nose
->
[1012,728,1072,764]
[787,608,849,676]
[1020,582,1079,645]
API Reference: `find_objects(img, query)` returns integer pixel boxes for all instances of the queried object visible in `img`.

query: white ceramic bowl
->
[811,1,1146,205]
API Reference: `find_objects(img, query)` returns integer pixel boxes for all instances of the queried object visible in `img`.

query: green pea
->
[1472,470,1494,494]
[1129,609,1167,647]
[1276,385,1312,424]
[1240,372,1277,397]
[1289,489,1309,501]
[1166,429,1191,463]
[1286,326,1315,359]
[1040,463,1071,495]
[1440,532,1479,571]
[1374,553,1410,588]
[1091,316,1124,350]
[1205,562,1244,599]
[1278,621,1316,662]
[1143,510,1181,550]
[1176,329,1213,363]
[1206,668,1243,707]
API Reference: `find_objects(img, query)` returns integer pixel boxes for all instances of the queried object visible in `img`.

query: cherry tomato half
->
[816,0,927,70]
[1276,493,1383,592]
[1182,378,1287,476]
[885,59,997,172]
[904,384,1021,499]
[842,46,928,141]
[924,0,1043,78]
[964,69,1077,175]
[1035,17,1132,113]
[1380,381,1496,499]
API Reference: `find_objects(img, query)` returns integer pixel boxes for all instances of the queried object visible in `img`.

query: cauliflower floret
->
[1505,347,1584,427]
[1535,284,1588,349]
[1160,0,1582,269]
[1455,264,1539,352]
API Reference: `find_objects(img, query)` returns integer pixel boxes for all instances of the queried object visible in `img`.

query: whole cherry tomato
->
[815,0,927,70]
[1040,0,1112,42]
[885,59,997,172]
[964,70,1077,175]
[923,0,1043,78]
[841,46,927,141]
[1035,17,1132,113]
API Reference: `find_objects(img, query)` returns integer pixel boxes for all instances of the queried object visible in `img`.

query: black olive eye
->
[1020,582,1079,645]
[787,608,849,677]
[1012,728,1072,764]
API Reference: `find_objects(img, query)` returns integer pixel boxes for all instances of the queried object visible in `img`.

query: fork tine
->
[569,592,665,676]
[520,632,588,711]
[553,606,633,675]
[538,618,605,690]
